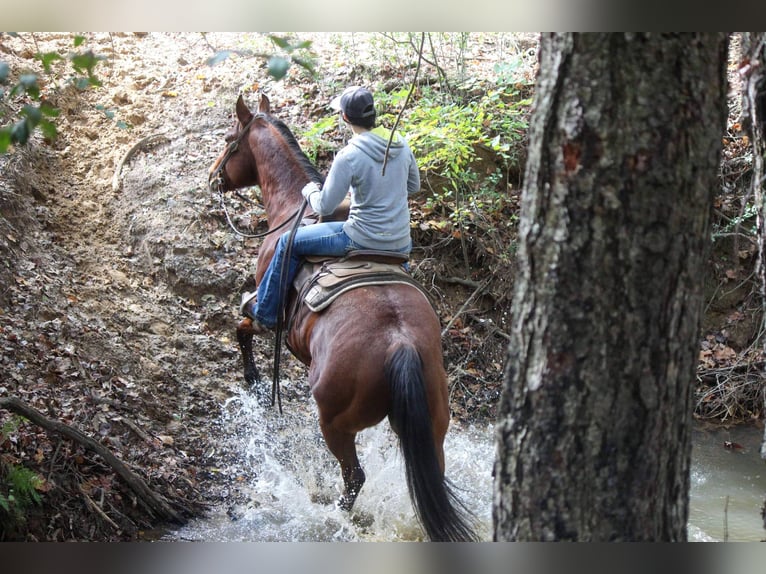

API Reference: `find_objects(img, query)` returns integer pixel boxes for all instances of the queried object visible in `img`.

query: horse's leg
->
[320,424,366,511]
[236,318,260,390]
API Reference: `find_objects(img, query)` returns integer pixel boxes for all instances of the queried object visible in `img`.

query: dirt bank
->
[0,33,514,540]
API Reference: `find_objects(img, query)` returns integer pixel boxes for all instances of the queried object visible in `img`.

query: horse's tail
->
[386,344,479,542]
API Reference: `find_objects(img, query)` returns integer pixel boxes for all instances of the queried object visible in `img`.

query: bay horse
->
[208,93,478,542]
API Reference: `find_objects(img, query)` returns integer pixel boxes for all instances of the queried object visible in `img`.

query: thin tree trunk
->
[740,31,766,531]
[494,33,729,541]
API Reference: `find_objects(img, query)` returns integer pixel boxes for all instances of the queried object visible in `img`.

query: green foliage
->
[300,115,337,163]
[404,84,530,227]
[0,465,44,512]
[0,417,44,530]
[0,33,105,154]
[207,34,316,81]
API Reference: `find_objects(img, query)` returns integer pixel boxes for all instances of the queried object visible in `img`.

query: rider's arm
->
[406,148,421,196]
[302,152,353,216]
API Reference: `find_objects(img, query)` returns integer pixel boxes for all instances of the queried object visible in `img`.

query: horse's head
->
[209,93,323,226]
[208,93,271,192]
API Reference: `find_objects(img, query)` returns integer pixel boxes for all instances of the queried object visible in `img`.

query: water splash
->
[169,383,761,541]
[168,384,494,542]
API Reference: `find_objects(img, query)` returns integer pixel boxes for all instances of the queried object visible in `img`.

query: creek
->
[165,387,765,542]
[689,423,766,541]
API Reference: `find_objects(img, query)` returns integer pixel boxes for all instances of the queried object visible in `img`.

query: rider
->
[241,86,421,332]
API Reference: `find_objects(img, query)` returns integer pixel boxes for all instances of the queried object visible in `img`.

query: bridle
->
[209,108,311,413]
[208,112,303,239]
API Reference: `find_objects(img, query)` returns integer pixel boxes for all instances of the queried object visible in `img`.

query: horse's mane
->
[263,114,325,186]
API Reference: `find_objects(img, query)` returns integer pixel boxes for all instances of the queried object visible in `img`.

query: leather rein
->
[208,112,302,240]
[209,111,310,413]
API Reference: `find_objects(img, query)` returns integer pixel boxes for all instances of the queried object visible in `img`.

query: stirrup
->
[239,290,258,318]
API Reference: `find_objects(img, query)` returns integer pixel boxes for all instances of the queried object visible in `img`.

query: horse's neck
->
[251,125,314,227]
[262,185,306,227]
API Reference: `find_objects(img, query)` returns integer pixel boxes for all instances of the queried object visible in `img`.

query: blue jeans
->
[251,222,410,328]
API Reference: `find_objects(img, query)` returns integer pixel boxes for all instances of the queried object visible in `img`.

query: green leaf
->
[39,119,57,140]
[73,35,85,47]
[0,62,9,83]
[40,102,61,118]
[11,74,40,99]
[37,51,64,73]
[269,35,290,50]
[21,104,42,123]
[291,56,315,75]
[207,50,233,66]
[69,50,104,78]
[11,120,30,144]
[18,74,39,89]
[292,40,312,51]
[267,56,290,80]
[0,128,11,153]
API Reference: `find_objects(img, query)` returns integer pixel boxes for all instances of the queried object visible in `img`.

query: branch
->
[112,134,169,192]
[441,277,491,337]
[78,482,120,530]
[382,32,426,177]
[0,396,184,524]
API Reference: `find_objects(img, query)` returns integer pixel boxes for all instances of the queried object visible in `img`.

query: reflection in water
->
[167,386,765,542]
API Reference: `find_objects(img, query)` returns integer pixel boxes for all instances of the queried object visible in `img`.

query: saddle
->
[292,250,429,313]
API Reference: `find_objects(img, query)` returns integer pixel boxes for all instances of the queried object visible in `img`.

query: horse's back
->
[302,283,447,433]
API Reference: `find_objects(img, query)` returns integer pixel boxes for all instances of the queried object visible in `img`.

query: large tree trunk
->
[493,33,729,541]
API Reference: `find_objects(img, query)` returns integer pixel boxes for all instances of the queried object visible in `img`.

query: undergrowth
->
[1,417,45,539]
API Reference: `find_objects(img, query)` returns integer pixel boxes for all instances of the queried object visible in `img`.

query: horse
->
[208,93,478,542]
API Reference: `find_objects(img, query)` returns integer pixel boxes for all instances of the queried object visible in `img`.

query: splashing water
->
[167,384,494,542]
[169,380,765,542]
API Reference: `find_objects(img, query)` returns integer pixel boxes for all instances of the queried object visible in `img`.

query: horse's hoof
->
[336,494,356,512]
[243,366,260,389]
[243,374,259,391]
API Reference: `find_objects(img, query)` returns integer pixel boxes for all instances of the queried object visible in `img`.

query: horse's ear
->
[258,93,271,115]
[235,94,253,125]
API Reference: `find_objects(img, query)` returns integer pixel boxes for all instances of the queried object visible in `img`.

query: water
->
[689,423,766,542]
[167,384,765,542]
[167,385,494,542]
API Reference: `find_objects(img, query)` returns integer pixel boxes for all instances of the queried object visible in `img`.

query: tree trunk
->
[740,31,766,531]
[493,33,729,541]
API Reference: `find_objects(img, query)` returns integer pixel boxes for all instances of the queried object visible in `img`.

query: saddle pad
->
[296,258,427,313]
[316,259,406,284]
[304,275,422,312]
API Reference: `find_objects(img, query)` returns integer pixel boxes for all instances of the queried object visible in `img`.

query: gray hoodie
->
[307,127,420,251]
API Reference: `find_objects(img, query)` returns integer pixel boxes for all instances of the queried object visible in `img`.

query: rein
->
[211,107,313,413]
[208,113,302,239]
[272,197,309,413]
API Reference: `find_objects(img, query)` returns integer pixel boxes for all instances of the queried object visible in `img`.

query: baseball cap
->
[329,86,376,122]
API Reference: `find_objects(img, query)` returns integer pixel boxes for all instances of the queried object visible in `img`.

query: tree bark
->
[740,31,766,530]
[494,33,729,541]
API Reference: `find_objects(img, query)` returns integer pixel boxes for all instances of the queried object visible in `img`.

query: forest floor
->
[0,33,762,541]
